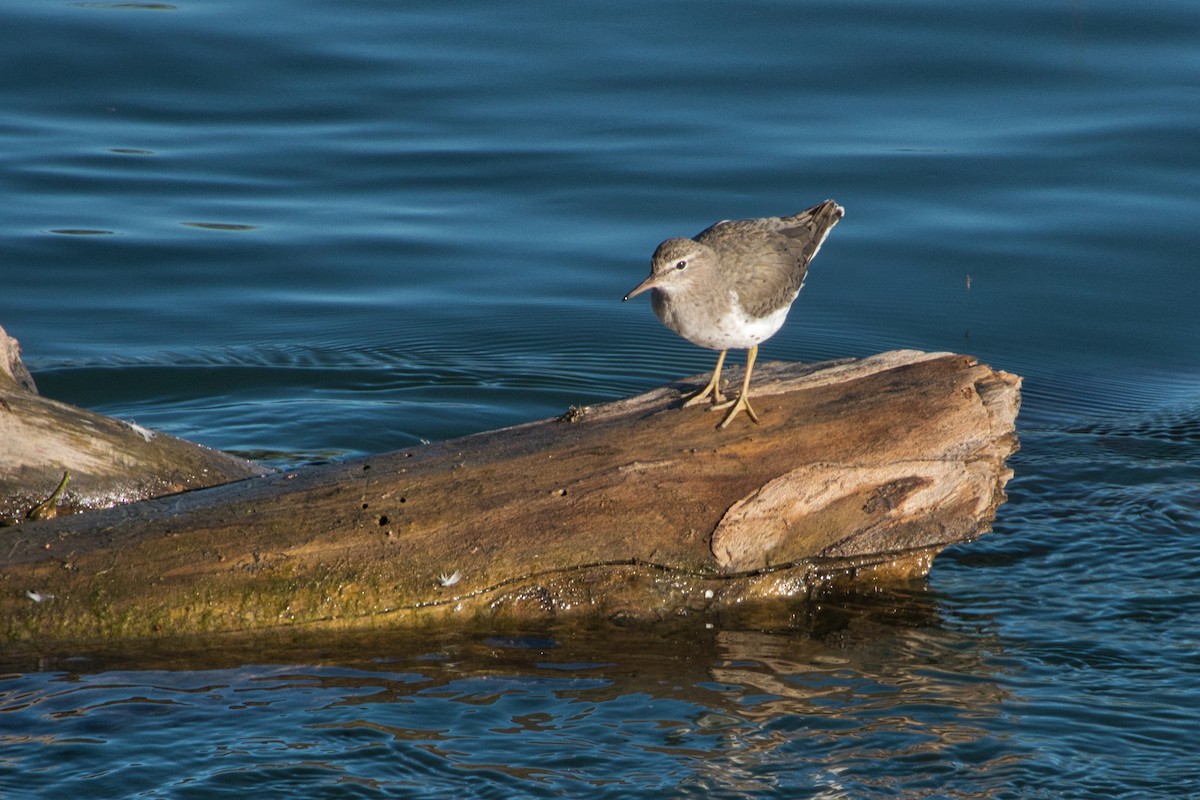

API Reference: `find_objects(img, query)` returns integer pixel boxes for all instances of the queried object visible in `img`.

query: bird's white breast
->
[656,288,796,350]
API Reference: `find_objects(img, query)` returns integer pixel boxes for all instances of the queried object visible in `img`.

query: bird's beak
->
[622,274,659,302]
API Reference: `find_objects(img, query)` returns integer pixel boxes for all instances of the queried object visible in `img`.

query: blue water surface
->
[2,0,1199,797]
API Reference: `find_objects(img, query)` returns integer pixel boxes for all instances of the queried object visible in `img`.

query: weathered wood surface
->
[1,348,1020,642]
[1,325,271,524]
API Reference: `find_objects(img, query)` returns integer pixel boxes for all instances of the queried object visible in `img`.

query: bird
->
[623,199,844,429]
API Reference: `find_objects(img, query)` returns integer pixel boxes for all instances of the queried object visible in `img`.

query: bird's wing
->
[695,200,843,318]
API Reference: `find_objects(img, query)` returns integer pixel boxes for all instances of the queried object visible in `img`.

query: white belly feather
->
[657,288,797,350]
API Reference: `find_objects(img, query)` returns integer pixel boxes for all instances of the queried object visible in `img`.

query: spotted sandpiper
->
[623,200,844,429]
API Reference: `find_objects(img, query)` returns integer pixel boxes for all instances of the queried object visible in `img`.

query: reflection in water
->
[676,594,1017,797]
[0,590,1022,798]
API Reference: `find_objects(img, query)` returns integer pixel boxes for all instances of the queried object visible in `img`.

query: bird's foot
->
[711,393,760,429]
[682,375,726,408]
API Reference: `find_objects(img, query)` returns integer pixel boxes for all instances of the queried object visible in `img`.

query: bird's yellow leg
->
[713,345,760,429]
[683,349,728,407]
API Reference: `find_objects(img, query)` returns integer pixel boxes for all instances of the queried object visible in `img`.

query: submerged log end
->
[0,324,270,524]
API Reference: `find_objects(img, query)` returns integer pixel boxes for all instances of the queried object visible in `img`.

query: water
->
[2,0,1198,796]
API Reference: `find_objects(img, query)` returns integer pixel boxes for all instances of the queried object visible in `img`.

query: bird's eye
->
[674,260,687,270]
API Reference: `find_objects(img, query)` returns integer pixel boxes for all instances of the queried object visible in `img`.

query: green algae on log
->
[1,347,1020,642]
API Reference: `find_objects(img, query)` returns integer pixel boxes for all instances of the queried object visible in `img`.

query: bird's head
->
[622,238,715,301]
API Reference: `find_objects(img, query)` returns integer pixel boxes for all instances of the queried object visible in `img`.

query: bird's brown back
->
[694,199,843,318]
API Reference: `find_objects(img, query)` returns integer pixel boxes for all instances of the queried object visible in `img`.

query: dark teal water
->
[2,1,1199,797]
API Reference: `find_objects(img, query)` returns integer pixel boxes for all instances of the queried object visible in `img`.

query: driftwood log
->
[1,336,1020,643]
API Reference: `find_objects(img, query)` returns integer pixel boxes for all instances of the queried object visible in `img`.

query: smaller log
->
[0,325,270,524]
